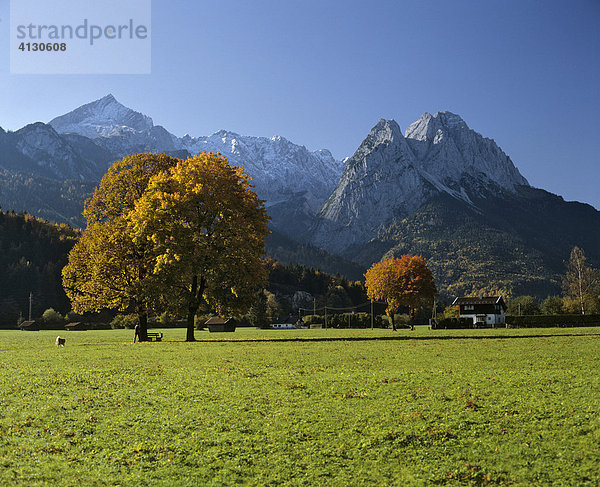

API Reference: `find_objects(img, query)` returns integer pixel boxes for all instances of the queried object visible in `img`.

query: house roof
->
[204,317,231,325]
[19,320,39,330]
[65,322,87,329]
[452,296,506,308]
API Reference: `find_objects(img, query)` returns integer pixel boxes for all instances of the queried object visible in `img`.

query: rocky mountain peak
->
[49,94,154,139]
[404,111,467,144]
[366,118,403,145]
[311,112,531,253]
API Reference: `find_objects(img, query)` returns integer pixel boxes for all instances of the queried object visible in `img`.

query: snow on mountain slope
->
[48,95,344,206]
[178,130,342,207]
[49,94,154,138]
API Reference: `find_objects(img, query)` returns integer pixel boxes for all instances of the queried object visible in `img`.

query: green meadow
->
[0,327,599,486]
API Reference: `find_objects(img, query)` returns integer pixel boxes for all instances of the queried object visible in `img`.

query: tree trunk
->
[389,312,396,332]
[186,306,196,342]
[185,275,206,342]
[578,266,585,315]
[137,303,148,341]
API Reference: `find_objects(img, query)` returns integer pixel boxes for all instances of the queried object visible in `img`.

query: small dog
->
[55,336,66,347]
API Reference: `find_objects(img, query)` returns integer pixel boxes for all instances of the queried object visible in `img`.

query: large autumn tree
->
[364,255,437,330]
[128,153,270,341]
[62,153,179,340]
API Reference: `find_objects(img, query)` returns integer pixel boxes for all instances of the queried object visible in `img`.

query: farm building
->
[452,296,507,327]
[19,320,39,331]
[205,317,236,333]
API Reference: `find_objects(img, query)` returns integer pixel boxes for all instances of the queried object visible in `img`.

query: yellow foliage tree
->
[364,255,437,330]
[62,153,179,340]
[128,153,270,341]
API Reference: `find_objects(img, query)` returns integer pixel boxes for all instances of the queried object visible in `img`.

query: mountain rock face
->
[0,123,116,181]
[48,95,343,207]
[312,112,529,252]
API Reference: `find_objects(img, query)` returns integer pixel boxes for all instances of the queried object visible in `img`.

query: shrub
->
[507,296,540,316]
[302,314,323,325]
[540,296,564,315]
[110,314,139,329]
[41,308,65,329]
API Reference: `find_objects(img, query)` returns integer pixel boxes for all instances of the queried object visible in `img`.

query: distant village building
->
[452,296,507,327]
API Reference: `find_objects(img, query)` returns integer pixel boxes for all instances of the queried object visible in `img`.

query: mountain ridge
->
[1,96,599,297]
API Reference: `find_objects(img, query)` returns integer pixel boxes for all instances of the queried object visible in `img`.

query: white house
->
[452,296,507,327]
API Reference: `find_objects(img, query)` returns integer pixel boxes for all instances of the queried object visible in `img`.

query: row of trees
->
[51,151,596,335]
[503,247,599,316]
[62,153,270,341]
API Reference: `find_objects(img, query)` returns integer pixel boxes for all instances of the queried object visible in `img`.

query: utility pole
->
[28,292,32,321]
[371,299,374,330]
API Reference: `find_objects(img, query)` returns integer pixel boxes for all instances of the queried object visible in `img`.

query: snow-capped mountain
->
[311,112,529,252]
[49,94,154,139]
[178,130,343,208]
[48,95,343,207]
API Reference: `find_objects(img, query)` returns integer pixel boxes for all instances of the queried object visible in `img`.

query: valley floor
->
[0,327,598,485]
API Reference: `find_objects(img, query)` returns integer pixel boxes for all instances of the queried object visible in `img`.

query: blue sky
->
[1,0,599,208]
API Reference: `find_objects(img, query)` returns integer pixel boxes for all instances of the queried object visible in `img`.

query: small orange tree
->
[364,255,437,330]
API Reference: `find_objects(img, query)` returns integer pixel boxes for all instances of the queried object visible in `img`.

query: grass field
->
[0,327,599,486]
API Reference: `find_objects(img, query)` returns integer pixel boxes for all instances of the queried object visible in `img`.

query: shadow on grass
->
[183,332,600,344]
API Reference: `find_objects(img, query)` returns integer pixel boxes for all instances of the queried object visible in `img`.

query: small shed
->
[452,296,507,327]
[205,317,236,333]
[19,320,40,331]
[65,322,88,331]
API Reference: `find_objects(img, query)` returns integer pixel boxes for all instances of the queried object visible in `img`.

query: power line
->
[298,301,386,314]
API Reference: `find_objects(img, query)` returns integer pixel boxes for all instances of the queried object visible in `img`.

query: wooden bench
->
[146,332,163,342]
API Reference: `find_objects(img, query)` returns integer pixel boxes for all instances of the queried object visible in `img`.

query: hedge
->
[432,317,473,329]
[506,314,600,328]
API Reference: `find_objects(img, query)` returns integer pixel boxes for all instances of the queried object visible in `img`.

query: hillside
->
[266,229,365,281]
[0,210,79,327]
[344,186,600,299]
